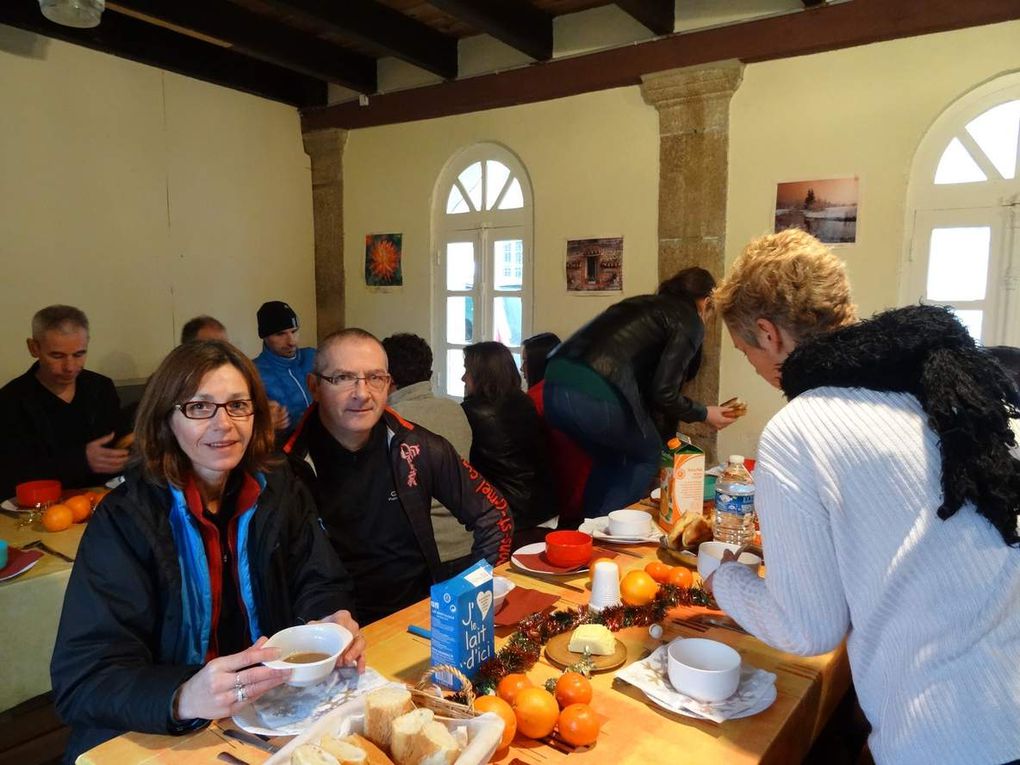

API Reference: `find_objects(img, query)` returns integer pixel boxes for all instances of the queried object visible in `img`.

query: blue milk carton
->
[430,559,494,689]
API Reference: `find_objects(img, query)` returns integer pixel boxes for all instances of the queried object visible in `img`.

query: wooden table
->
[0,512,86,712]
[78,538,850,765]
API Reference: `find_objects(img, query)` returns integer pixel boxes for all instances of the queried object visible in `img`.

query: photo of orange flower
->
[366,233,403,286]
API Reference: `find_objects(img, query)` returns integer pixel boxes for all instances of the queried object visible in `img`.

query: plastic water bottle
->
[713,455,755,545]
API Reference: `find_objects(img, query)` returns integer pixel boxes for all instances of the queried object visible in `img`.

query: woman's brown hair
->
[134,340,277,487]
[463,341,522,402]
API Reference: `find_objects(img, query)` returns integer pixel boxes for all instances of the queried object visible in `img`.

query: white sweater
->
[713,387,1020,765]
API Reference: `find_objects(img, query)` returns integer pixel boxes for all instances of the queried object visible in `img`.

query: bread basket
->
[409,665,476,720]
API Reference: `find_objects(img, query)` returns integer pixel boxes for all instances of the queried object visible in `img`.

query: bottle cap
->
[667,437,681,449]
[728,454,744,464]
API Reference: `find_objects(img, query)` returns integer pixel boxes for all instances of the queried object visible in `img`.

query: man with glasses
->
[285,328,513,624]
[252,301,315,439]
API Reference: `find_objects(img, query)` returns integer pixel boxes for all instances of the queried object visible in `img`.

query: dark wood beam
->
[428,0,552,61]
[615,0,674,36]
[108,0,376,93]
[259,0,457,80]
[302,0,1020,131]
[1,1,326,107]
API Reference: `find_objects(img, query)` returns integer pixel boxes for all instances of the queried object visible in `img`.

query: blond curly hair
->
[713,229,858,345]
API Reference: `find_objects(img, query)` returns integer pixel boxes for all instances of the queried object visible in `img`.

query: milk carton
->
[658,435,706,533]
[430,560,494,689]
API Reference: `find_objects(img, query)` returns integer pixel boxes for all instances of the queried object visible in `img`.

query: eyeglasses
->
[175,399,255,420]
[315,372,391,392]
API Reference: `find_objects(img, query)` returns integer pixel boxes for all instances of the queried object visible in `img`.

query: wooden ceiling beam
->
[0,1,326,107]
[107,0,376,93]
[614,0,675,36]
[428,0,552,61]
[258,0,457,80]
[301,0,1020,131]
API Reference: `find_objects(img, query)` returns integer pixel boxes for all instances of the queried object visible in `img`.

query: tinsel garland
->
[474,583,714,695]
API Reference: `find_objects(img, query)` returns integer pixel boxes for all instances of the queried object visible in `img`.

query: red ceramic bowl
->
[16,479,62,508]
[544,530,593,568]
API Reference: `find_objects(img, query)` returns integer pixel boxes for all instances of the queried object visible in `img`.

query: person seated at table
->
[461,341,556,545]
[706,229,1020,765]
[383,332,476,578]
[285,328,513,624]
[50,340,364,763]
[521,332,591,530]
[543,268,736,518]
[0,304,128,498]
[180,314,228,344]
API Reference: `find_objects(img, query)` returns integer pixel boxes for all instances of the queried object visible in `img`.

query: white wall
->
[0,26,315,383]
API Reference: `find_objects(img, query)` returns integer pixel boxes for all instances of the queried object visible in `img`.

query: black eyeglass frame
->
[173,400,256,420]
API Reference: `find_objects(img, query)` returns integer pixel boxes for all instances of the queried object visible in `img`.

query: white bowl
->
[697,541,762,580]
[262,623,352,687]
[667,637,742,703]
[493,576,515,613]
[607,509,653,538]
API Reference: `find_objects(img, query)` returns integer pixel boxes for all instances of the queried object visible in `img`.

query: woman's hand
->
[174,637,290,721]
[702,548,742,596]
[311,610,367,673]
[705,405,737,430]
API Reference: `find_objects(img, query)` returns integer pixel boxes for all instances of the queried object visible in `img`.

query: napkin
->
[616,645,776,723]
[0,547,43,582]
[515,547,618,574]
[494,586,560,626]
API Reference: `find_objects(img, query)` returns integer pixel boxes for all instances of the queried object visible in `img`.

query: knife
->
[223,728,279,754]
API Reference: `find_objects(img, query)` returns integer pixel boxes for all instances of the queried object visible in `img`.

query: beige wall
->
[0,26,315,384]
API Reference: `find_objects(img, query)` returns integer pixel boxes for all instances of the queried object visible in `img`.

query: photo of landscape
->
[774,177,859,244]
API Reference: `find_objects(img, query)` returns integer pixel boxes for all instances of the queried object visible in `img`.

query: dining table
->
[77,505,851,765]
[0,509,87,712]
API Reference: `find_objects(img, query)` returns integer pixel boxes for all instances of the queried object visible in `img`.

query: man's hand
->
[175,638,289,721]
[705,406,737,430]
[85,432,130,475]
[311,610,366,673]
[269,401,291,432]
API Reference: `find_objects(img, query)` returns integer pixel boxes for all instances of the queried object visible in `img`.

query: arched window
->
[432,143,534,397]
[903,73,1020,346]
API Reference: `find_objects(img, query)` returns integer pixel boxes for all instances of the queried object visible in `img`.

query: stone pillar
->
[302,128,348,342]
[640,61,743,464]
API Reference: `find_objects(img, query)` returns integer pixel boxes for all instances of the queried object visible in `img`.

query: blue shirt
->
[252,345,315,436]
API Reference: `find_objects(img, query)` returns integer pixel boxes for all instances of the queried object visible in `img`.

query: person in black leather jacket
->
[461,341,557,544]
[544,268,735,517]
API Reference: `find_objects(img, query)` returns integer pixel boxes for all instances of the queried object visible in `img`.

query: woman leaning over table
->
[705,229,1020,765]
[50,340,365,763]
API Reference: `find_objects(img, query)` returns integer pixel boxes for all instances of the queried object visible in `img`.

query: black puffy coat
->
[461,392,556,531]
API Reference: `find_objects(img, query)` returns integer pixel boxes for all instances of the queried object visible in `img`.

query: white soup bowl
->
[667,637,742,703]
[607,509,653,537]
[262,622,352,687]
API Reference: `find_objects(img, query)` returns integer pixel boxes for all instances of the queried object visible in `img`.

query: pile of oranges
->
[40,489,108,532]
[476,670,601,752]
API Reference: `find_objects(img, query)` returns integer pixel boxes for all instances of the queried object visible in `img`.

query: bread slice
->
[667,511,712,551]
[342,734,396,765]
[411,721,459,765]
[363,687,413,750]
[390,708,434,765]
[319,734,367,764]
[291,743,341,765]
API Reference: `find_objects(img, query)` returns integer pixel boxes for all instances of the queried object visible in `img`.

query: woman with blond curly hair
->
[706,229,1020,765]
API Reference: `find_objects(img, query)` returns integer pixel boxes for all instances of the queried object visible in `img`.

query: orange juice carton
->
[430,559,494,688]
[658,435,706,534]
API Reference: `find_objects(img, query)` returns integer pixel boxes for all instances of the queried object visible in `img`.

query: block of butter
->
[568,624,615,656]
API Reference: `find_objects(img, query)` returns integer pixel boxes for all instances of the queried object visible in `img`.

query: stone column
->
[302,128,348,342]
[640,61,743,464]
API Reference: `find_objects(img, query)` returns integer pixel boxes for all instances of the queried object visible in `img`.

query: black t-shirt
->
[203,473,248,657]
[306,416,430,624]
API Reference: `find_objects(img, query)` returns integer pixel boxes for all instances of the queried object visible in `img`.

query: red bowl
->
[16,480,62,507]
[544,530,593,568]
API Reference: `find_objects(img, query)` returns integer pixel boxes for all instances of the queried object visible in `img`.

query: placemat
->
[494,586,560,626]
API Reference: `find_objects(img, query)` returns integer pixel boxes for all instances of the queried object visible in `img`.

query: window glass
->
[934,137,987,184]
[486,161,511,210]
[493,297,522,346]
[446,242,475,290]
[949,308,983,342]
[458,162,483,211]
[965,100,1020,180]
[493,240,523,291]
[446,350,465,398]
[498,178,524,209]
[926,227,991,301]
[446,185,469,214]
[446,297,474,344]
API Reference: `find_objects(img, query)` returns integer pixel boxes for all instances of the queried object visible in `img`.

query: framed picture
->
[566,237,623,292]
[365,233,403,286]
[774,177,859,244]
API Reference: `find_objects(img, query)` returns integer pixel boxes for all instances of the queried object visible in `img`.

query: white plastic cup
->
[589,559,622,610]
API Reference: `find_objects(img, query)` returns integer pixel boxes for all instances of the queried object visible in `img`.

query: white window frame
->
[431,143,534,397]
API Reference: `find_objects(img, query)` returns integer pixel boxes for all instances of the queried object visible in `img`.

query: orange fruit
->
[554,671,592,708]
[65,494,92,523]
[41,503,73,532]
[620,570,658,606]
[644,561,673,584]
[666,566,694,588]
[496,673,533,707]
[88,489,109,507]
[557,703,601,747]
[474,695,516,750]
[512,687,559,739]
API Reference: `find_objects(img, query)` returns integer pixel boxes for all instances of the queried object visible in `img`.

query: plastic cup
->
[589,559,622,610]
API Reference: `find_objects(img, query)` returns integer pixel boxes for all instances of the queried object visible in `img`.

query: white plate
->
[650,487,661,501]
[644,680,776,721]
[579,517,661,545]
[1,498,31,514]
[511,542,590,575]
[105,476,125,489]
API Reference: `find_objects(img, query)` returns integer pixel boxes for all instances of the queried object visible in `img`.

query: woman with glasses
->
[50,341,364,762]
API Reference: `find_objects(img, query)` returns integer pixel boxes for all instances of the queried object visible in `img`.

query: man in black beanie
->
[253,300,316,438]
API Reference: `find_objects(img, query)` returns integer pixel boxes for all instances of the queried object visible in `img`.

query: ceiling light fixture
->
[39,0,104,29]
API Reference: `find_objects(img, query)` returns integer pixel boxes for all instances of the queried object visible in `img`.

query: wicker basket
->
[409,665,477,720]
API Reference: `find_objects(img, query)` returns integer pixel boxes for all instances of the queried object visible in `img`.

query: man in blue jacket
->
[252,300,315,439]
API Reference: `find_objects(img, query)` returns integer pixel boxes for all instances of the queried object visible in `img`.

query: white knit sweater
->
[713,387,1020,765]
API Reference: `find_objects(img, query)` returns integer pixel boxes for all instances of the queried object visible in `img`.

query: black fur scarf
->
[781,304,1020,546]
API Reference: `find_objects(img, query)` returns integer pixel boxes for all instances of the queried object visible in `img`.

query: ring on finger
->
[235,685,247,703]
[234,673,243,690]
